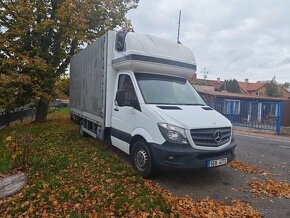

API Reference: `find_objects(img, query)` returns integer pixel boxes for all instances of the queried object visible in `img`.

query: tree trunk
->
[35,100,49,122]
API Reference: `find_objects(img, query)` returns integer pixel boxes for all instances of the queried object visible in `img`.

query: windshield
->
[135,73,205,105]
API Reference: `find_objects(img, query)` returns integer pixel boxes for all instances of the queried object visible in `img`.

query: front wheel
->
[131,140,155,178]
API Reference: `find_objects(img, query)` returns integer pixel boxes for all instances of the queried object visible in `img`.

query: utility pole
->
[177,10,181,44]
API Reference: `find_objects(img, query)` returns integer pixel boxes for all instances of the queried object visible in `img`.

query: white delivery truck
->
[70,31,236,178]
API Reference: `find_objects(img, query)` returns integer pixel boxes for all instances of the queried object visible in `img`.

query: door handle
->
[114,108,119,111]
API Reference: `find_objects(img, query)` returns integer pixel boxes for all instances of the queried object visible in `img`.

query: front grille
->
[190,127,231,147]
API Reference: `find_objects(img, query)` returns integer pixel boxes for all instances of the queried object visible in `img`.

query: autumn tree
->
[282,82,289,89]
[55,76,69,99]
[0,0,138,121]
[265,77,283,97]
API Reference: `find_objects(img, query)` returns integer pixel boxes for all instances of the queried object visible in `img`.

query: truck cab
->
[70,31,236,178]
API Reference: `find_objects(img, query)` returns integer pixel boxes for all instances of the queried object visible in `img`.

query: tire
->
[79,120,88,137]
[131,140,155,178]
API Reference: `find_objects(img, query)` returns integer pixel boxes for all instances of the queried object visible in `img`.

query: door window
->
[117,75,137,105]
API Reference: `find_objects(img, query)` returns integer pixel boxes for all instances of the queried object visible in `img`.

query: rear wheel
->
[79,120,88,137]
[131,140,155,178]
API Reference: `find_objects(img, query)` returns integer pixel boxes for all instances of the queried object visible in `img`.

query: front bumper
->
[149,139,236,171]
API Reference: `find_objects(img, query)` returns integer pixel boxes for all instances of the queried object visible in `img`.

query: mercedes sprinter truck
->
[69,31,236,178]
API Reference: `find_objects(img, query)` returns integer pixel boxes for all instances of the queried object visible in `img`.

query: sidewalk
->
[233,126,290,142]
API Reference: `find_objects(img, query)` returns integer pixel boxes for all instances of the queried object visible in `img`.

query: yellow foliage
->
[0,0,139,116]
[11,154,17,160]
[6,136,12,141]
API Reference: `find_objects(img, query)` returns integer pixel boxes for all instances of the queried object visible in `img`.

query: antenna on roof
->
[177,10,181,44]
[202,67,208,79]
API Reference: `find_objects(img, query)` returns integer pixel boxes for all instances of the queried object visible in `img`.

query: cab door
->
[111,74,138,154]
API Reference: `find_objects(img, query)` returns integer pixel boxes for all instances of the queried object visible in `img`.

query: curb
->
[235,131,290,143]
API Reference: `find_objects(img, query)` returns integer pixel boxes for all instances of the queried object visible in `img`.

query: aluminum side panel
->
[69,34,108,125]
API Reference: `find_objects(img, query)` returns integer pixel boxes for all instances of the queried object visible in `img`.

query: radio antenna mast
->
[177,10,181,44]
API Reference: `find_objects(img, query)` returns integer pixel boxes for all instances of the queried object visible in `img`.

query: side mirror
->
[116,90,126,106]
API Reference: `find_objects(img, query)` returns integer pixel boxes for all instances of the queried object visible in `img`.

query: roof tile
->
[238,82,267,93]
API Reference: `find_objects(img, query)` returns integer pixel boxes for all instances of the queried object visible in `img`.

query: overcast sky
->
[127,0,290,83]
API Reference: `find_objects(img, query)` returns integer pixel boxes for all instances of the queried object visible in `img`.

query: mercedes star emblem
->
[214,130,222,143]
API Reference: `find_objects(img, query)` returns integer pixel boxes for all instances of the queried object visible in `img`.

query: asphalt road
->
[152,134,290,218]
[107,133,290,217]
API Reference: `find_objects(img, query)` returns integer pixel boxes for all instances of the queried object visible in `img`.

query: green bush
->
[48,107,59,113]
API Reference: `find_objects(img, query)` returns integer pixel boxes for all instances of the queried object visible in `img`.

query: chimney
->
[188,73,197,83]
[217,78,220,82]
[245,78,249,83]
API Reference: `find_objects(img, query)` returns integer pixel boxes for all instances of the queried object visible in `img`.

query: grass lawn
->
[0,108,261,217]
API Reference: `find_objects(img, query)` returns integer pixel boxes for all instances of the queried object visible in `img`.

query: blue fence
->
[205,100,283,135]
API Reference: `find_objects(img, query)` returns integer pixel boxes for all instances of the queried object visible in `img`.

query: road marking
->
[279,145,290,149]
[235,133,290,144]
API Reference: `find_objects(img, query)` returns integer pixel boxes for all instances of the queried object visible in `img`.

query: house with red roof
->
[238,79,289,98]
[188,73,290,99]
[238,80,267,95]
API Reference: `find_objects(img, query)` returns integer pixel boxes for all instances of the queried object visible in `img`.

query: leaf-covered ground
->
[228,159,290,200]
[248,179,290,198]
[228,160,265,173]
[0,108,261,217]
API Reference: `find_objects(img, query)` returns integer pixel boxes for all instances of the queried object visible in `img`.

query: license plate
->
[207,158,227,167]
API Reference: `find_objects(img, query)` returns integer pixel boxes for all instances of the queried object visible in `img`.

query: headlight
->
[158,123,188,144]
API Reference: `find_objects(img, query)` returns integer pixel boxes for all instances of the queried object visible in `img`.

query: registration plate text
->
[207,158,227,167]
